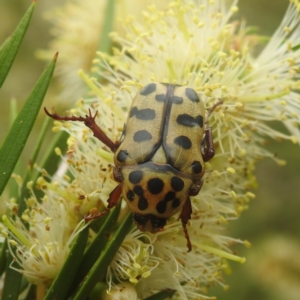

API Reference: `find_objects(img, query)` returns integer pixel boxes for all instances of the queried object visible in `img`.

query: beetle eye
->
[151,217,166,228]
[133,214,148,225]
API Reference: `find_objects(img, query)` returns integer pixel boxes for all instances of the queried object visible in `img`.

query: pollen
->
[55,147,62,156]
[11,0,300,298]
[230,191,236,199]
[226,167,236,174]
[246,192,255,199]
[231,6,239,13]
[9,239,18,246]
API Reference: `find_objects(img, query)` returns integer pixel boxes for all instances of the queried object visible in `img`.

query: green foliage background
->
[0,0,299,299]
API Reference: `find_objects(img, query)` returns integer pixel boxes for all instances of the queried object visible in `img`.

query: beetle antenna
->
[207,99,223,118]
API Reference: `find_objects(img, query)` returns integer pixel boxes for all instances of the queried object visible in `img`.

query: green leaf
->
[0,1,36,88]
[44,226,89,300]
[17,117,51,216]
[93,0,115,81]
[24,285,36,300]
[32,130,69,201]
[0,240,7,276]
[19,277,31,298]
[38,131,69,177]
[8,99,19,199]
[0,37,10,53]
[98,0,115,54]
[0,53,57,196]
[29,118,51,168]
[68,202,121,297]
[88,282,107,300]
[73,212,133,300]
[144,289,176,300]
[2,249,23,300]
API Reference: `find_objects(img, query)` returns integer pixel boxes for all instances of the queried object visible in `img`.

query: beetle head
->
[133,213,166,233]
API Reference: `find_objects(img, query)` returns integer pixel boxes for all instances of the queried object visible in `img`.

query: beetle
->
[45,82,221,251]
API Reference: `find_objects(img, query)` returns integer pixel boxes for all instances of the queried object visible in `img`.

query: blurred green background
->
[1,0,299,299]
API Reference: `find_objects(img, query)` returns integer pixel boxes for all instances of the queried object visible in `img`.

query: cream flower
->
[56,0,298,298]
[103,282,141,300]
[1,176,87,285]
[37,0,107,104]
[4,0,300,299]
[37,0,168,105]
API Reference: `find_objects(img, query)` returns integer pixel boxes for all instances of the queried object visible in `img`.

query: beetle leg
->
[202,99,223,162]
[202,126,215,162]
[44,107,119,153]
[179,197,193,252]
[113,167,123,182]
[85,183,122,221]
[189,180,203,196]
[107,183,123,208]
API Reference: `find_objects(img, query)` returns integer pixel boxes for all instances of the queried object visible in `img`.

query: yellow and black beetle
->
[45,82,221,251]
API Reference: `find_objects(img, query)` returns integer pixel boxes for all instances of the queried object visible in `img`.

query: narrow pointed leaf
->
[144,290,176,300]
[88,282,107,299]
[32,130,69,201]
[44,226,89,300]
[69,202,121,296]
[0,240,7,276]
[0,53,57,196]
[98,0,115,53]
[24,285,36,300]
[8,99,19,199]
[38,131,69,176]
[2,250,23,300]
[93,0,115,81]
[0,37,10,53]
[0,1,36,87]
[29,117,51,167]
[73,213,133,300]
[17,117,51,216]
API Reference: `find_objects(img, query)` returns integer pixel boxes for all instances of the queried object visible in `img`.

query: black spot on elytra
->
[172,96,183,104]
[164,192,175,201]
[133,130,152,142]
[116,150,129,162]
[191,160,203,174]
[133,185,143,196]
[133,214,147,225]
[147,178,164,194]
[138,197,148,210]
[129,107,156,120]
[171,176,184,191]
[151,217,166,228]
[172,198,181,208]
[156,200,167,214]
[126,190,134,201]
[174,135,192,149]
[155,94,166,102]
[140,83,156,95]
[185,88,200,102]
[129,170,143,184]
[176,114,203,128]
